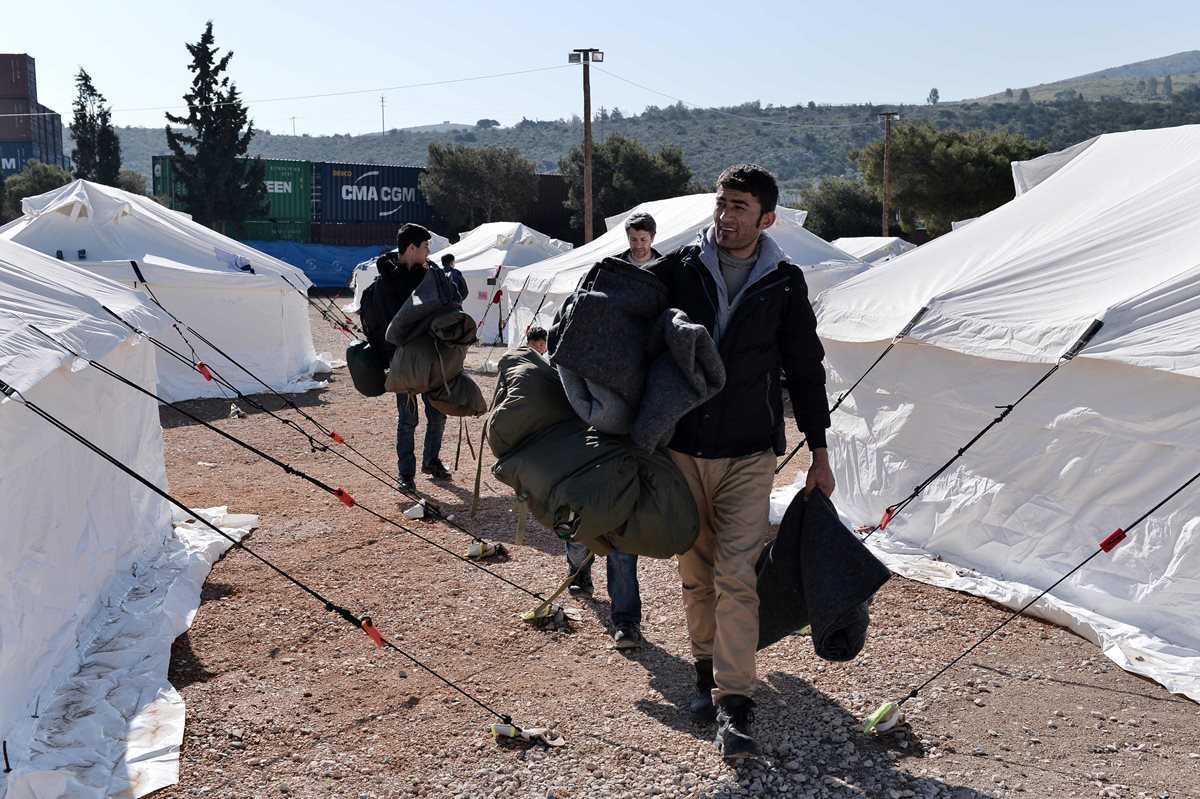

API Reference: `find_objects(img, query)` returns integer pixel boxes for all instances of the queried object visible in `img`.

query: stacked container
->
[0,54,66,177]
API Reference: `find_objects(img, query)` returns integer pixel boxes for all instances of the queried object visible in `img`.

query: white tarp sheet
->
[343,222,570,343]
[501,193,867,347]
[1,510,254,799]
[0,181,327,402]
[831,236,917,265]
[812,124,1200,699]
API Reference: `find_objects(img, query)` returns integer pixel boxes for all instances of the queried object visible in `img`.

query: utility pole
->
[569,48,604,243]
[290,116,297,136]
[879,112,899,236]
[380,95,386,136]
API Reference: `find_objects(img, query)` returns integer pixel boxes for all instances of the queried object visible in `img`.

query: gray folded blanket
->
[551,258,725,451]
[551,257,668,411]
[631,308,725,450]
[386,267,460,346]
[756,489,891,660]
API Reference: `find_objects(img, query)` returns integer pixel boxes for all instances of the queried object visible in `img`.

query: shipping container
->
[313,222,400,248]
[0,54,37,101]
[316,161,433,225]
[239,220,311,243]
[0,140,33,177]
[0,97,32,141]
[151,155,185,208]
[523,173,573,243]
[260,159,312,221]
[151,156,313,221]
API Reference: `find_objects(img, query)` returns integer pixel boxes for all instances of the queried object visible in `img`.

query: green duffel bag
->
[487,348,579,459]
[597,450,699,559]
[346,339,386,397]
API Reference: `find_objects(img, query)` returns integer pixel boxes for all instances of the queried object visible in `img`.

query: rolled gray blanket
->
[631,308,726,451]
[386,267,460,346]
[559,365,635,436]
[757,489,891,660]
[550,257,668,411]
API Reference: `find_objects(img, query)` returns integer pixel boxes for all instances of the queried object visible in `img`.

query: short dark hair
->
[624,212,656,236]
[716,163,778,215]
[526,326,548,342]
[440,253,456,267]
[396,223,432,254]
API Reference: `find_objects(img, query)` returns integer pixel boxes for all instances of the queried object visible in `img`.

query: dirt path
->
[152,302,1199,799]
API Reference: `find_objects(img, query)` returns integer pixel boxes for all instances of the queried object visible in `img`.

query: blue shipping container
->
[0,140,33,177]
[318,162,434,225]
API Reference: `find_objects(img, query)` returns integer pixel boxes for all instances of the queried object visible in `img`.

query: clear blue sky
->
[3,0,1198,137]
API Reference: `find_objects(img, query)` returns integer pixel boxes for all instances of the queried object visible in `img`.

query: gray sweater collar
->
[696,225,787,344]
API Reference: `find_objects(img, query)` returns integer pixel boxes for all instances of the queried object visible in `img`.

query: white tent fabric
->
[812,124,1200,699]
[831,236,917,265]
[342,223,570,343]
[0,240,251,795]
[501,194,867,347]
[343,229,450,313]
[0,181,328,402]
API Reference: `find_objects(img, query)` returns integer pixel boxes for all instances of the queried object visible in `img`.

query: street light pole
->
[879,111,899,236]
[569,48,604,243]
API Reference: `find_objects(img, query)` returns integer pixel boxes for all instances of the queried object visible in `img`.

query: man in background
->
[559,212,661,651]
[359,224,452,492]
[621,211,661,265]
[441,253,468,301]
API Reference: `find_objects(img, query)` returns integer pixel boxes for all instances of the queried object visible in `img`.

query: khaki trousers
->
[668,448,775,701]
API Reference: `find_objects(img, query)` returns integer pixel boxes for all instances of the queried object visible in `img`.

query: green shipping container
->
[261,160,312,222]
[151,155,187,210]
[239,220,311,242]
[149,156,312,222]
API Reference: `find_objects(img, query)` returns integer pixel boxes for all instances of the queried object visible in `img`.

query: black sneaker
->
[689,659,717,724]
[398,476,416,493]
[613,624,642,649]
[567,572,593,597]
[715,695,762,761]
[421,460,452,480]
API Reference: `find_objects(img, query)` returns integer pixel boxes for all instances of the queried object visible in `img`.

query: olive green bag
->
[345,339,387,397]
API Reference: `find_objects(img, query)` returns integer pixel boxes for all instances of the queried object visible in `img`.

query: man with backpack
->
[359,224,452,491]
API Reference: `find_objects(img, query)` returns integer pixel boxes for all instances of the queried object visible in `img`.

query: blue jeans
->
[566,540,641,627]
[395,392,446,479]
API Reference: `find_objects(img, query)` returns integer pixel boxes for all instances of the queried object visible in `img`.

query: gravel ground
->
[152,299,1199,799]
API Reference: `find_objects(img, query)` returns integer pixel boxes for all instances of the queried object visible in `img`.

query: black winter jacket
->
[359,254,431,364]
[646,231,829,458]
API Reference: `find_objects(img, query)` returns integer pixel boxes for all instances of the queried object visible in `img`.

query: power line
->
[0,64,572,119]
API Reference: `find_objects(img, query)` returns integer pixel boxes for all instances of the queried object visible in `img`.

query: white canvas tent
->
[501,194,867,347]
[343,229,450,313]
[831,236,917,265]
[0,238,255,796]
[809,124,1200,699]
[342,222,570,343]
[0,180,327,402]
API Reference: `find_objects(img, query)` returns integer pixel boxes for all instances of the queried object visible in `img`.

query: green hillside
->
[973,50,1200,104]
[112,52,1200,193]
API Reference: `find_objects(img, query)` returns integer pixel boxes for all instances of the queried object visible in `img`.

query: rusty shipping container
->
[0,97,32,141]
[0,54,36,101]
[313,223,401,248]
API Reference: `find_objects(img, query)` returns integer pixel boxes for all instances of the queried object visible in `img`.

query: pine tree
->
[164,21,267,233]
[69,69,121,184]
